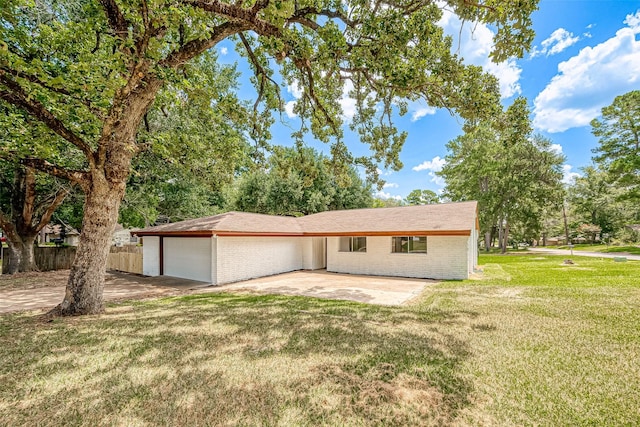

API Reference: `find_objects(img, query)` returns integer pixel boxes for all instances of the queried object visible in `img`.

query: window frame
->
[339,236,367,253]
[391,236,427,254]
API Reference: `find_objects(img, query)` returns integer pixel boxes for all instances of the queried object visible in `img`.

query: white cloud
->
[533,11,640,133]
[284,101,297,118]
[438,8,522,99]
[287,82,303,99]
[220,47,228,55]
[383,182,399,189]
[283,82,303,118]
[374,190,402,201]
[531,28,580,58]
[412,156,446,187]
[550,143,563,154]
[412,156,446,172]
[337,79,358,121]
[562,164,581,184]
[409,100,437,121]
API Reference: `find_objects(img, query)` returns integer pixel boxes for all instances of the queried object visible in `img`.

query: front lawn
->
[1,254,639,425]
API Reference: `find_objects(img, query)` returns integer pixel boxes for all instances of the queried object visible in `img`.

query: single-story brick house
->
[135,201,479,284]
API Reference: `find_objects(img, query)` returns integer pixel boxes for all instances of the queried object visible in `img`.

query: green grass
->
[1,254,640,425]
[557,243,640,254]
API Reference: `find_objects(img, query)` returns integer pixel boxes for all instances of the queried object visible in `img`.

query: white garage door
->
[163,237,211,282]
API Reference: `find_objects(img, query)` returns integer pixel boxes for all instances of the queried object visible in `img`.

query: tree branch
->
[98,0,130,37]
[161,21,250,69]
[294,58,340,135]
[21,166,37,231]
[238,33,281,112]
[0,73,96,165]
[0,65,106,119]
[0,208,17,238]
[181,0,282,37]
[35,186,71,234]
[21,158,89,189]
[289,7,357,28]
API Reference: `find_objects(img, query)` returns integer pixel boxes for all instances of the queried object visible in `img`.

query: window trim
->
[391,236,427,254]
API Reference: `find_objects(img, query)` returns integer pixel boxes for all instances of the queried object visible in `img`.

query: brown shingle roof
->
[135,201,478,237]
[136,211,302,236]
[298,201,478,235]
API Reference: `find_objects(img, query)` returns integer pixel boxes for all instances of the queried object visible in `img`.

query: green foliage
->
[1,0,539,184]
[226,146,372,215]
[371,197,404,208]
[438,97,565,244]
[565,166,630,238]
[404,189,439,205]
[591,90,640,200]
[119,54,253,227]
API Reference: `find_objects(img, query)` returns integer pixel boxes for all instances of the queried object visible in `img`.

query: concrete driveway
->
[213,270,435,305]
[0,270,434,314]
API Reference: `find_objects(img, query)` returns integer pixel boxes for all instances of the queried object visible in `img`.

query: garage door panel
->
[164,237,211,282]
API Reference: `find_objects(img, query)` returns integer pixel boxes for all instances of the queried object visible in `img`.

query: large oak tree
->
[0,0,538,315]
[438,98,565,252]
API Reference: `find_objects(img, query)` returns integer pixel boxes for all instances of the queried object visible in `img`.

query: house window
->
[392,236,427,254]
[339,236,367,252]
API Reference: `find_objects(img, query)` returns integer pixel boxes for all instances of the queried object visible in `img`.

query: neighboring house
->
[135,201,479,284]
[39,224,81,246]
[112,224,140,246]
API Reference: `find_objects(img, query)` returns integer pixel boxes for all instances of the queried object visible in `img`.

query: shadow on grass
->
[1,293,475,426]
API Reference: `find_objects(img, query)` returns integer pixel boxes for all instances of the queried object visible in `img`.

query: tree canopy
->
[591,90,640,201]
[438,97,564,251]
[226,145,372,215]
[404,189,439,205]
[0,0,539,315]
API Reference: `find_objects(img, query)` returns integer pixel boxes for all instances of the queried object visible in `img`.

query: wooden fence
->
[36,247,77,271]
[2,245,143,274]
[106,246,143,274]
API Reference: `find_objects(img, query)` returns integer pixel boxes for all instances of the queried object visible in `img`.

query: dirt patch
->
[0,270,70,291]
[0,270,198,315]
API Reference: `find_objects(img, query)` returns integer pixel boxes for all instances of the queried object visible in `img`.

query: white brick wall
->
[468,229,478,273]
[327,235,469,280]
[216,236,303,284]
[142,236,160,276]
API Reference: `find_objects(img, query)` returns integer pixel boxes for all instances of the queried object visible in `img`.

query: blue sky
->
[217,1,640,200]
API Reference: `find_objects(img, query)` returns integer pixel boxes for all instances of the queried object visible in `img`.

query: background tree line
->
[437,90,640,251]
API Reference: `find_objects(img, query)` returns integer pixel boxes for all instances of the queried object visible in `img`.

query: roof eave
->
[136,229,471,237]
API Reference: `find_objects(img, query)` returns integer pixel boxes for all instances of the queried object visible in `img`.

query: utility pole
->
[562,201,570,245]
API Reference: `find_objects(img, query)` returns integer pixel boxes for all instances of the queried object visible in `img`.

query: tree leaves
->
[438,97,565,245]
[591,90,640,200]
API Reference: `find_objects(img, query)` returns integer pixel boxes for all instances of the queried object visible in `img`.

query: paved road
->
[527,247,640,261]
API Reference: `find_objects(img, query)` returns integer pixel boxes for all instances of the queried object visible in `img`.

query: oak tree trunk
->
[4,236,38,274]
[50,76,160,316]
[55,178,124,315]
